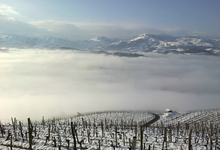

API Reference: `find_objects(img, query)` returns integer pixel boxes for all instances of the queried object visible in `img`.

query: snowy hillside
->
[1,33,220,55]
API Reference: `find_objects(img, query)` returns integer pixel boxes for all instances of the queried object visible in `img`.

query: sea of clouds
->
[0,49,220,122]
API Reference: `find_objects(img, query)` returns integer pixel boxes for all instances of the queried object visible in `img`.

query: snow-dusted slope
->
[79,36,119,50]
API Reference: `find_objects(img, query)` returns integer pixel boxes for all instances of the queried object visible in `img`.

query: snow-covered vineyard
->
[0,109,220,149]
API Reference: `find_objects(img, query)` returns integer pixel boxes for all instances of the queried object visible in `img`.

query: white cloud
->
[29,20,193,40]
[0,50,220,122]
[0,4,19,20]
[0,4,48,37]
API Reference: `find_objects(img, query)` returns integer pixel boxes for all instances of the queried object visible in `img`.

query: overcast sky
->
[0,0,220,40]
[1,50,220,121]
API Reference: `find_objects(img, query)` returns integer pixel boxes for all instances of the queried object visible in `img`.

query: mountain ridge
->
[0,33,220,55]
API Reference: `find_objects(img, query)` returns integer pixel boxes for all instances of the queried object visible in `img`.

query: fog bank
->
[0,50,220,122]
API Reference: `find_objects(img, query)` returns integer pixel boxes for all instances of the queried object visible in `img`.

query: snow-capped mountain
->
[0,33,79,49]
[0,33,220,55]
[35,36,80,49]
[103,34,220,55]
[106,34,161,50]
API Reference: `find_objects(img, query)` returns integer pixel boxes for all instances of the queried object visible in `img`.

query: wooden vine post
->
[28,118,33,150]
[140,126,143,150]
[188,129,192,150]
[132,136,137,150]
[71,122,77,150]
[115,126,118,147]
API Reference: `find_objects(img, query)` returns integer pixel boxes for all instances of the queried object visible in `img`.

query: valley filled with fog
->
[0,49,220,122]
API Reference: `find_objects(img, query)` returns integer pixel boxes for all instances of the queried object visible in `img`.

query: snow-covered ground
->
[0,109,219,149]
